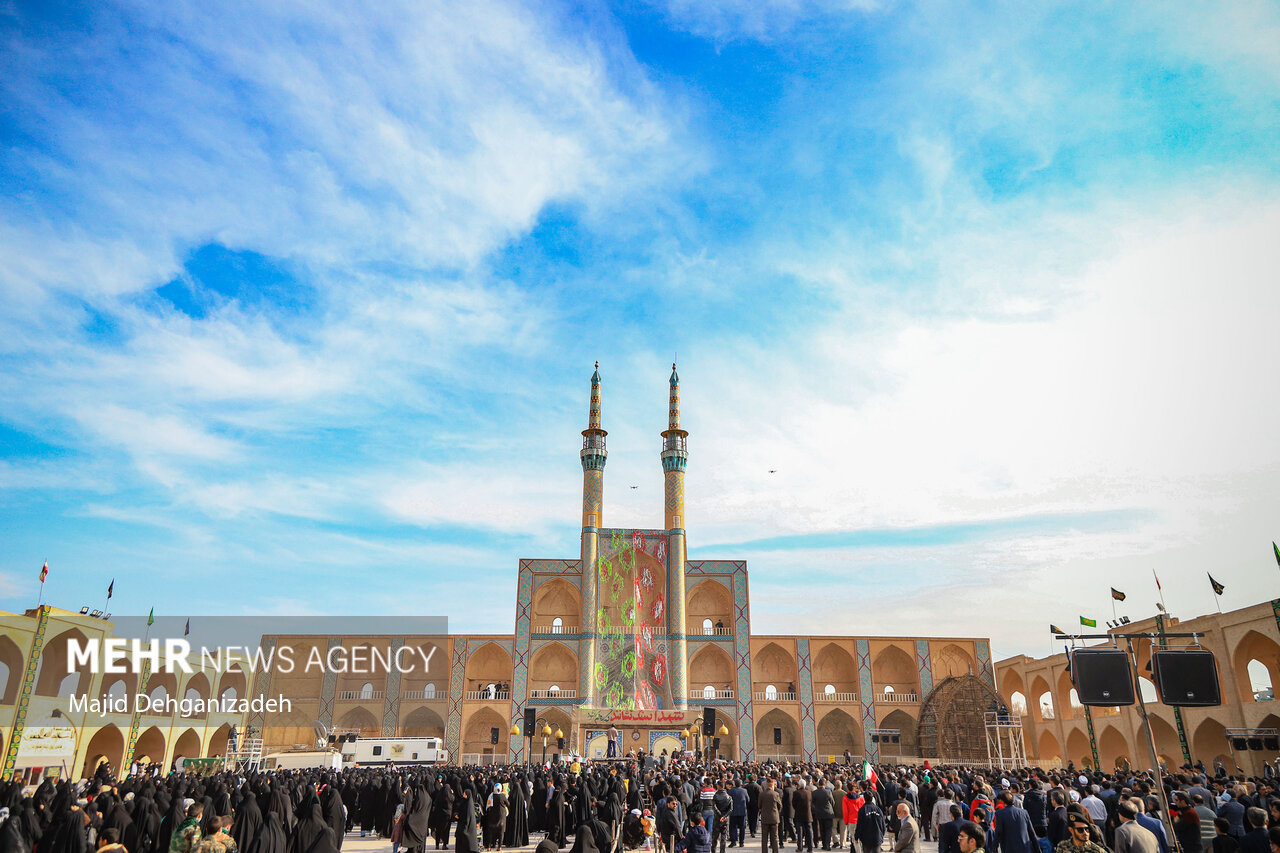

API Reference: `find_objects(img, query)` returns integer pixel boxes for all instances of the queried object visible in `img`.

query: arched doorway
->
[173,728,201,766]
[81,724,125,778]
[207,724,233,757]
[133,726,167,768]
[1038,730,1062,766]
[879,709,918,758]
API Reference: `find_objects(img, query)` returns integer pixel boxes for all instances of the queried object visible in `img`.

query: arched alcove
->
[529,642,578,695]
[813,643,857,696]
[816,708,863,759]
[755,708,800,757]
[1031,674,1054,720]
[686,580,732,635]
[1067,728,1092,767]
[872,645,919,695]
[753,642,797,694]
[466,642,513,695]
[1038,730,1062,765]
[934,644,977,679]
[0,636,23,704]
[533,579,581,632]
[401,705,446,738]
[878,708,918,757]
[1233,631,1280,703]
[82,724,125,778]
[689,644,733,692]
[337,705,381,737]
[133,726,166,765]
[462,706,509,756]
[35,628,91,697]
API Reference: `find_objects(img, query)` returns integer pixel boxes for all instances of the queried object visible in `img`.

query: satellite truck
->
[336,732,450,765]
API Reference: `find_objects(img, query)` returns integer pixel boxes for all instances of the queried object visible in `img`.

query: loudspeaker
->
[1248,738,1264,751]
[348,733,358,743]
[1152,649,1222,706]
[704,707,716,736]
[524,707,537,733]
[557,737,565,750]
[328,735,336,744]
[1232,737,1249,751]
[871,734,879,743]
[490,727,500,745]
[773,727,782,745]
[891,734,900,744]
[712,737,721,750]
[1265,736,1279,751]
[1070,648,1136,706]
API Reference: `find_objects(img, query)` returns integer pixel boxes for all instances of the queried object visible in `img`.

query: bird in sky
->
[630,485,638,489]
[768,469,778,474]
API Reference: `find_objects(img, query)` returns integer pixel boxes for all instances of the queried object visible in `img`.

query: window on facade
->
[824,684,836,695]
[765,684,777,699]
[552,617,563,633]
[703,619,713,636]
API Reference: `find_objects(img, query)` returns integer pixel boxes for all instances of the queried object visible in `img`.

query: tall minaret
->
[580,361,606,705]
[661,362,689,709]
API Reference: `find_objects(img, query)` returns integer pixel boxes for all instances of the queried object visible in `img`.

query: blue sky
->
[1,0,1279,658]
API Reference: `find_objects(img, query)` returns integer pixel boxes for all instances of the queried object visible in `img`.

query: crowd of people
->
[4,755,1280,853]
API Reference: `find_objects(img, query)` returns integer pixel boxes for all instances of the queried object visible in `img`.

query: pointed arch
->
[1066,728,1092,768]
[133,726,166,765]
[529,642,578,691]
[1000,669,1026,702]
[35,628,91,697]
[690,644,734,688]
[207,724,233,757]
[0,636,23,705]
[217,666,246,705]
[755,708,800,758]
[173,728,201,763]
[462,706,509,755]
[465,642,513,686]
[1031,674,1054,720]
[686,580,732,635]
[1232,630,1280,703]
[934,644,977,679]
[401,705,446,738]
[337,705,380,736]
[813,643,857,694]
[533,579,581,631]
[872,645,919,693]
[1097,725,1130,770]
[183,672,211,704]
[878,708,919,757]
[82,724,125,778]
[753,642,797,687]
[1038,730,1062,765]
[1192,717,1230,768]
[816,708,863,759]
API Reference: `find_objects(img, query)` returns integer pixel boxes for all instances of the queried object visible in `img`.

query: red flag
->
[39,561,48,583]
[1152,568,1161,591]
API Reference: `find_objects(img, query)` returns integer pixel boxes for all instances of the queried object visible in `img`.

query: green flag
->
[1050,624,1065,635]
[147,607,154,626]
[1080,616,1097,627]
[1273,541,1279,569]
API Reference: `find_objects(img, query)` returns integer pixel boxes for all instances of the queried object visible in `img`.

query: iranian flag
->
[861,760,877,786]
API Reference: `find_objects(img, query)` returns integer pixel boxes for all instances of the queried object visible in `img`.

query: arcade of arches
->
[997,600,1280,774]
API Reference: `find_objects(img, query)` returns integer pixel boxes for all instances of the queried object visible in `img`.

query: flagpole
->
[36,558,47,609]
[1153,568,1167,612]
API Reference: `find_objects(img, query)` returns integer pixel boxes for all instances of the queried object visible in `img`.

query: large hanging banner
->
[595,529,671,709]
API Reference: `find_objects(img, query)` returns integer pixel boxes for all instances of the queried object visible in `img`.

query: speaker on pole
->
[1152,648,1221,706]
[1070,648,1136,706]
[490,727,500,745]
[773,727,782,745]
[524,707,537,734]
[704,707,716,736]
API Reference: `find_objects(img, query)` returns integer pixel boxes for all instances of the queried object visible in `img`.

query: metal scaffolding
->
[985,711,1027,769]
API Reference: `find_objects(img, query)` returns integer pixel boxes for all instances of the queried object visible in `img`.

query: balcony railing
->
[336,691,383,701]
[533,625,579,634]
[466,690,511,701]
[877,692,918,704]
[753,692,797,702]
[530,688,578,699]
[699,626,733,636]
[690,689,735,700]
[400,690,443,700]
[816,692,860,703]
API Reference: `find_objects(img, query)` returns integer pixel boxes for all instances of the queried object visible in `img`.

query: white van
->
[262,750,345,771]
[340,736,449,765]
